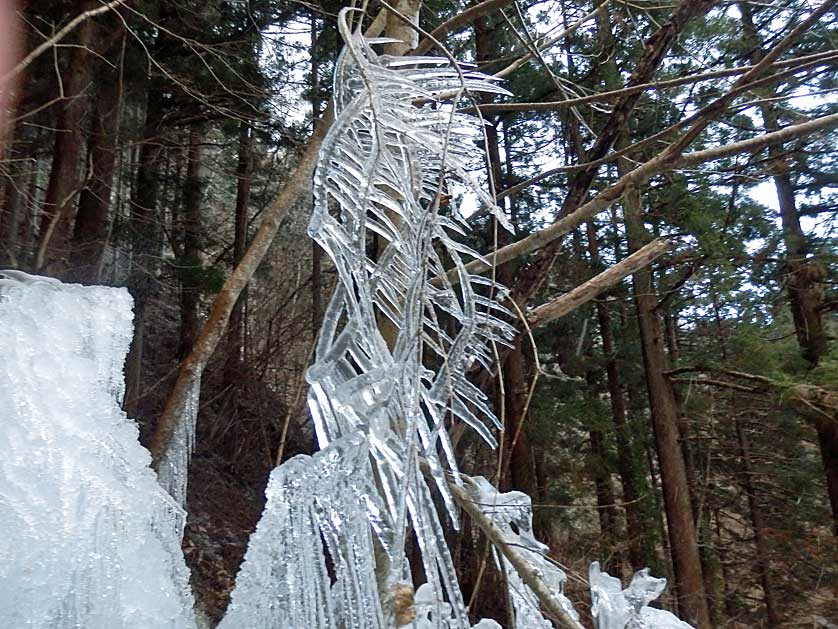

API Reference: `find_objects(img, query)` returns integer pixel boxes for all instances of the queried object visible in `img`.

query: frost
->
[219,434,387,629]
[0,272,196,629]
[589,562,694,629]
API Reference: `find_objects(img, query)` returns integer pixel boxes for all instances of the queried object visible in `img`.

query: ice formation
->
[303,10,515,620]
[589,562,694,629]
[220,9,695,629]
[157,378,200,506]
[219,434,388,629]
[0,270,196,629]
[467,477,581,628]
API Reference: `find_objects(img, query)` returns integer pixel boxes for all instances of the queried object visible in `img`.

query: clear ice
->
[0,6,698,627]
[0,271,196,628]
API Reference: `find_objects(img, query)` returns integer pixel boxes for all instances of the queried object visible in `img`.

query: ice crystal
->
[219,434,387,629]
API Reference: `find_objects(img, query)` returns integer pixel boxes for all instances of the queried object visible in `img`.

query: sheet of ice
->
[0,271,196,629]
[589,562,694,629]
[219,434,388,629]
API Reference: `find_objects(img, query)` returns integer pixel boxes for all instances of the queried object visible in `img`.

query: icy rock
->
[589,562,694,629]
[0,274,196,628]
[219,434,388,629]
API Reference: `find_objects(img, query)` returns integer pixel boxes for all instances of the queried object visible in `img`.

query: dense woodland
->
[0,0,836,627]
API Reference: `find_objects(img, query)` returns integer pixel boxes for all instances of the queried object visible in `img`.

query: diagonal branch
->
[527,238,671,327]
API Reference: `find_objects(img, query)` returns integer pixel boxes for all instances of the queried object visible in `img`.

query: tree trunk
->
[586,219,657,571]
[35,14,96,271]
[225,121,254,385]
[124,88,165,416]
[68,45,122,284]
[624,183,711,628]
[740,2,837,535]
[736,419,780,626]
[177,124,204,358]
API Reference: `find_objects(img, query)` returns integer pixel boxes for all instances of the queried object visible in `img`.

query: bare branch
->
[448,479,586,629]
[458,111,838,278]
[527,238,671,327]
[3,0,130,82]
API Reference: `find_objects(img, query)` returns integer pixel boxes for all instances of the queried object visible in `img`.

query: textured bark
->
[624,183,711,628]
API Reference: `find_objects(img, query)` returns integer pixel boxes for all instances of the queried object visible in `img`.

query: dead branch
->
[527,238,671,327]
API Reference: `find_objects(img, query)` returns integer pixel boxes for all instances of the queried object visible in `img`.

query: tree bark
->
[736,419,780,627]
[586,220,657,571]
[178,123,204,358]
[624,183,711,628]
[68,39,123,284]
[225,121,254,385]
[124,87,166,416]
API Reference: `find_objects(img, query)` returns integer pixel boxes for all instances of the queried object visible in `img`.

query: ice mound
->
[0,272,196,629]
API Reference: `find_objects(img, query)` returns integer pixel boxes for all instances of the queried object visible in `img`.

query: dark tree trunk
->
[225,122,253,385]
[35,15,96,271]
[736,419,780,627]
[178,124,204,358]
[624,183,711,628]
[124,88,166,415]
[586,219,657,571]
[68,45,123,284]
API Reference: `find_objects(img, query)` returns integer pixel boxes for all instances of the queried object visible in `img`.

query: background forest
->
[0,0,836,627]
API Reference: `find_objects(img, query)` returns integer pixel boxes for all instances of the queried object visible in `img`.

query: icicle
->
[156,377,201,506]
[0,273,196,629]
[219,434,388,629]
[467,477,580,628]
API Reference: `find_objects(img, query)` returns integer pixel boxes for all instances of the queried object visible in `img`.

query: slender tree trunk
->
[624,183,711,628]
[736,419,780,627]
[178,123,204,358]
[586,219,657,571]
[124,88,165,415]
[225,122,254,385]
[35,14,96,270]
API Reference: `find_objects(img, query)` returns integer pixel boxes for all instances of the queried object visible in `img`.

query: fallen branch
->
[527,238,671,327]
[149,108,332,464]
[448,479,586,629]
